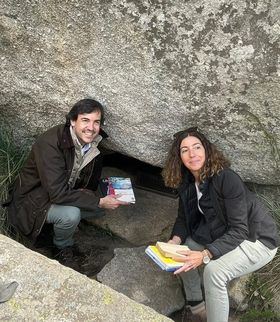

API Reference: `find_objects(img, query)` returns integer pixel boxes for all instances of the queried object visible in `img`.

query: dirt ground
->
[33,220,131,277]
[74,220,133,276]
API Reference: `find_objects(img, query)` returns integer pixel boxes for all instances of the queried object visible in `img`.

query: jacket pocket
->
[240,239,272,264]
[14,198,38,235]
[28,186,49,208]
[14,187,49,236]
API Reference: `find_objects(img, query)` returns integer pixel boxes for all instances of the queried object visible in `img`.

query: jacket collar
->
[60,123,108,150]
[178,169,194,194]
[177,168,210,194]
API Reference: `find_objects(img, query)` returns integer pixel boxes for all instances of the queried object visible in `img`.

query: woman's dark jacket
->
[4,123,107,242]
[171,168,279,259]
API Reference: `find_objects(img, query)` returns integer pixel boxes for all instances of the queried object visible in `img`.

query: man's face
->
[70,111,101,145]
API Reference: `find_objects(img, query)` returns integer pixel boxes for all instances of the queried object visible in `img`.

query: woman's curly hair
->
[162,127,230,188]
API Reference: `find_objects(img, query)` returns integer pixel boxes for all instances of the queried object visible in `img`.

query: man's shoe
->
[53,246,80,271]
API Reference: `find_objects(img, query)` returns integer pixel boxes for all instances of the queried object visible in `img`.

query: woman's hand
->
[173,250,204,274]
[167,236,181,245]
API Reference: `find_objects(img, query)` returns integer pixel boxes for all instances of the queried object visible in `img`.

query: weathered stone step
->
[0,234,172,322]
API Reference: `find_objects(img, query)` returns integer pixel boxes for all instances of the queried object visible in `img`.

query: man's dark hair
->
[66,99,105,125]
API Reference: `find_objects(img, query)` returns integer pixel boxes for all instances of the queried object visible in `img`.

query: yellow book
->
[145,245,184,272]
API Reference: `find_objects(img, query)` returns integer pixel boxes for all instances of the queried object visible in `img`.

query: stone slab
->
[0,234,172,322]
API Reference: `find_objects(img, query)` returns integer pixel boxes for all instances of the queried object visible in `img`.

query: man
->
[6,98,127,269]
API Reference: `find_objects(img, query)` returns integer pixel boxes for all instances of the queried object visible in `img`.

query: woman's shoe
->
[182,301,207,322]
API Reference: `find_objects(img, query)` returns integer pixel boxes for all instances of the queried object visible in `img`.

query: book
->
[156,242,189,260]
[101,177,136,204]
[145,245,184,272]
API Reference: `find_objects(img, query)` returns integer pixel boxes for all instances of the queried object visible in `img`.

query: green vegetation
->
[260,196,280,299]
[0,121,28,235]
[241,197,280,322]
[240,309,280,322]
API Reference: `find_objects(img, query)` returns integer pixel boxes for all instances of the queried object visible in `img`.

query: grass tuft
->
[0,121,28,235]
[259,195,280,300]
[240,309,280,322]
[242,195,280,321]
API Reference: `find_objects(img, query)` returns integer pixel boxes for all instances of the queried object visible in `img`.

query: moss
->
[8,298,21,310]
[102,290,114,305]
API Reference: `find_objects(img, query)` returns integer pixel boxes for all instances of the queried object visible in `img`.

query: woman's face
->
[180,135,206,178]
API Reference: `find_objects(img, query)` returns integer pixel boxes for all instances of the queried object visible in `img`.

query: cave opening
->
[102,150,178,198]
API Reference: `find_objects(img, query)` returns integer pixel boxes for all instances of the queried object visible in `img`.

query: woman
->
[162,127,279,322]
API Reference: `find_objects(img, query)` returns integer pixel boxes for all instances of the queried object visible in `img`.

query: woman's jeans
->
[46,204,105,249]
[180,237,277,322]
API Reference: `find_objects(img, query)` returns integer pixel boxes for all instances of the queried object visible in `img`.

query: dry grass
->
[0,121,28,234]
[254,195,280,311]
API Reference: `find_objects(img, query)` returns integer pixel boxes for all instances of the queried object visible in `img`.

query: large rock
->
[97,246,185,316]
[85,165,178,246]
[1,0,280,185]
[89,187,178,245]
[228,276,249,311]
[0,234,172,322]
[98,247,253,316]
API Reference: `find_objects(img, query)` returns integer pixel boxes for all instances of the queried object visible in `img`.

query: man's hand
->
[173,250,204,274]
[99,195,129,210]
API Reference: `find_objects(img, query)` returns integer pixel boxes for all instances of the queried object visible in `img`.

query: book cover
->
[103,177,136,204]
[145,245,184,272]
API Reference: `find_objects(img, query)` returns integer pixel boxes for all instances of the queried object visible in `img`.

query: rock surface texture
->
[0,234,172,322]
[97,246,185,316]
[97,246,249,316]
[90,187,178,245]
[1,0,279,185]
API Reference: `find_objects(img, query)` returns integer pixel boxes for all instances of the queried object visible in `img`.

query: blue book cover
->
[145,246,184,272]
